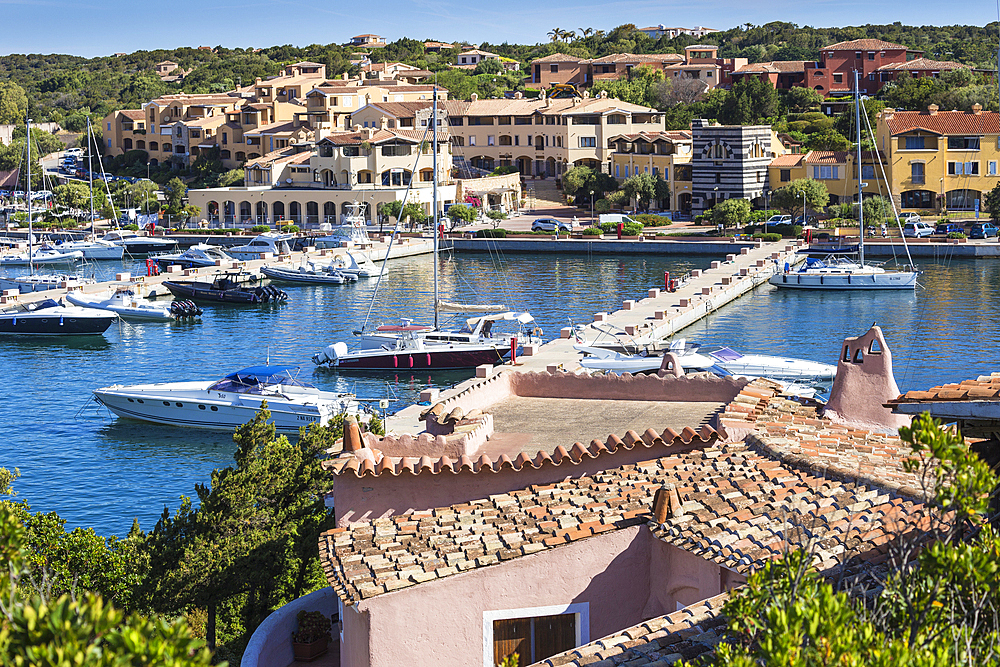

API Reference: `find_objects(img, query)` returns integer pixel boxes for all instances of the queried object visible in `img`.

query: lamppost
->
[589,188,595,227]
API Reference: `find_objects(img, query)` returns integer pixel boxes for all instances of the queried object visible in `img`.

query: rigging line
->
[862,105,914,269]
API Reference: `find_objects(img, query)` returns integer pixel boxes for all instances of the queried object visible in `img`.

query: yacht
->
[0,298,117,335]
[0,274,96,293]
[100,230,176,255]
[261,260,356,284]
[51,237,124,260]
[93,365,361,433]
[66,286,201,321]
[0,246,83,266]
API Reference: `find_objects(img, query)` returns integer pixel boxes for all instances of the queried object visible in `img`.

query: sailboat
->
[769,71,918,291]
[312,90,540,371]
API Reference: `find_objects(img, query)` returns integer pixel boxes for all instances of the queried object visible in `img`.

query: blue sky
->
[1,0,995,58]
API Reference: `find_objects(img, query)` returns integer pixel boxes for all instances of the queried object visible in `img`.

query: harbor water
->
[2,249,996,537]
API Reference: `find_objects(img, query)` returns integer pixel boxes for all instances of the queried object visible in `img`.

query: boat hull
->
[0,311,115,335]
[260,266,348,284]
[65,291,174,321]
[769,271,917,290]
[331,346,508,371]
[163,281,286,304]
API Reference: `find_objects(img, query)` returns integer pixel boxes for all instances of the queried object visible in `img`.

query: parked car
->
[793,215,817,225]
[531,218,573,232]
[969,223,999,239]
[899,212,922,224]
[934,222,964,235]
[902,221,934,238]
[764,215,792,226]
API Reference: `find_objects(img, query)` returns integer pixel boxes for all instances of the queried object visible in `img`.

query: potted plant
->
[292,610,332,661]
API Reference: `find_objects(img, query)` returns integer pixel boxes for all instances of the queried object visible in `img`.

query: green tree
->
[620,173,656,211]
[473,58,503,75]
[862,195,894,227]
[562,165,618,200]
[770,178,829,219]
[882,72,940,111]
[131,179,160,214]
[162,177,187,215]
[783,86,824,113]
[804,129,851,151]
[52,181,92,212]
[985,182,1000,222]
[709,198,752,229]
[720,77,778,125]
[0,81,28,125]
[446,203,476,227]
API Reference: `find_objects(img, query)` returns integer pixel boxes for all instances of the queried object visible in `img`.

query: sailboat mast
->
[432,88,439,329]
[87,117,95,237]
[855,69,865,265]
[26,117,32,276]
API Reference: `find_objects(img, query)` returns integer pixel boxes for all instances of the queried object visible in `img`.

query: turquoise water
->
[3,250,996,537]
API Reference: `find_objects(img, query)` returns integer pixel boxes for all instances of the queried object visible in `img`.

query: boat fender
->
[409,355,414,368]
[393,355,398,368]
[426,353,431,366]
[59,316,64,326]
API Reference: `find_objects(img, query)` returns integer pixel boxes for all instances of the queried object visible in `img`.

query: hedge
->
[476,228,507,238]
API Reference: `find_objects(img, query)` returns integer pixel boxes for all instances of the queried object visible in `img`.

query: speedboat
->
[707,347,836,381]
[93,365,361,433]
[0,247,83,266]
[320,251,383,279]
[66,286,201,321]
[163,271,288,304]
[0,298,117,335]
[154,244,235,270]
[52,238,125,260]
[0,274,96,293]
[226,233,294,261]
[100,230,177,255]
[576,339,715,374]
[261,261,357,285]
[313,311,540,371]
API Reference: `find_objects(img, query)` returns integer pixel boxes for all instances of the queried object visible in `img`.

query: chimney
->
[366,126,376,140]
[652,483,683,523]
[973,103,983,115]
[379,115,388,130]
[342,416,363,452]
[343,72,349,81]
[927,104,939,116]
[353,124,362,132]
[514,91,523,99]
[470,93,478,102]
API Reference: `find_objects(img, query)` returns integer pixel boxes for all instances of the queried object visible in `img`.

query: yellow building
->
[876,104,1000,213]
[767,149,892,205]
[608,131,693,214]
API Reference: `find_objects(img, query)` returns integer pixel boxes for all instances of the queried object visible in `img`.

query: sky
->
[0,0,996,58]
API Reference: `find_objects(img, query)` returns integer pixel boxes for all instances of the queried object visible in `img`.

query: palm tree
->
[564,30,576,41]
[579,27,594,38]
[547,28,563,43]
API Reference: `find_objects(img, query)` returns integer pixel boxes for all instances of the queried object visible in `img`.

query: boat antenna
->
[855,69,864,266]
[432,86,439,330]
[26,116,32,276]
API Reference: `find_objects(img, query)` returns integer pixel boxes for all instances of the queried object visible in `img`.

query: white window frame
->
[482,602,589,667]
[469,135,476,146]
[579,136,596,148]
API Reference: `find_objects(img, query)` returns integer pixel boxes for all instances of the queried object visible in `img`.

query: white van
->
[598,214,640,226]
[64,148,84,157]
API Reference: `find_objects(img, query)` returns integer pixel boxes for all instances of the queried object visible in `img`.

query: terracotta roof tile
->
[823,39,911,52]
[531,53,586,64]
[770,153,804,167]
[889,372,1000,404]
[877,57,970,72]
[804,150,849,164]
[736,60,808,74]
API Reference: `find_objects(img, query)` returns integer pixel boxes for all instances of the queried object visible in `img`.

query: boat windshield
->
[208,365,315,393]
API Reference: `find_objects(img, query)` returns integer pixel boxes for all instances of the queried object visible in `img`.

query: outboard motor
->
[312,341,348,366]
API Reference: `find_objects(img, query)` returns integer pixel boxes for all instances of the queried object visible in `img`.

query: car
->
[902,221,934,238]
[969,223,999,239]
[934,222,964,235]
[765,215,792,226]
[899,212,922,224]
[531,217,573,232]
[793,215,817,225]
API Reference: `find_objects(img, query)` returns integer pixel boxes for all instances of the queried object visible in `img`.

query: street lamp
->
[589,188,595,227]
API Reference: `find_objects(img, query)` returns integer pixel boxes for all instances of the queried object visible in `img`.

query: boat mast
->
[855,69,865,265]
[432,88,439,329]
[87,117,95,238]
[26,116,32,275]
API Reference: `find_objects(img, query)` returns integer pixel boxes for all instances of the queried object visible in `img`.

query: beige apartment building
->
[442,91,666,178]
[608,131,693,213]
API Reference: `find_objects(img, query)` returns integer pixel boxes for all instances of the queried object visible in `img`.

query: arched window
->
[236,151,246,162]
[239,201,251,222]
[289,201,301,223]
[123,139,133,150]
[272,201,285,221]
[149,141,159,151]
[380,170,412,186]
[255,201,267,224]
[223,201,235,224]
[324,202,336,222]
[306,201,319,224]
[136,140,145,150]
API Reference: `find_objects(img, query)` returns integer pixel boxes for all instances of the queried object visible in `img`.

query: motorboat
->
[320,250,383,279]
[226,232,294,261]
[93,365,361,434]
[261,260,357,285]
[154,244,235,270]
[313,311,540,371]
[576,339,715,374]
[314,201,373,249]
[707,347,837,382]
[0,298,117,335]
[51,238,124,260]
[0,274,96,293]
[100,230,177,255]
[768,71,917,292]
[0,247,84,266]
[163,271,288,304]
[66,286,202,321]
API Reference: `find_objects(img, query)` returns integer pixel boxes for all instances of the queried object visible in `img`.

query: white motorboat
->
[226,233,294,261]
[321,250,383,279]
[154,244,235,270]
[0,247,84,266]
[51,238,124,260]
[0,273,96,293]
[261,260,356,285]
[66,286,201,321]
[93,365,361,433]
[0,298,117,335]
[576,339,715,374]
[707,347,836,382]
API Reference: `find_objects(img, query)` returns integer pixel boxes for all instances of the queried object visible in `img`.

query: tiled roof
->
[530,592,729,667]
[361,101,432,117]
[531,53,586,64]
[320,381,930,606]
[804,150,849,164]
[462,49,499,57]
[326,424,720,477]
[877,57,970,72]
[318,128,427,145]
[769,153,803,167]
[245,147,299,168]
[735,60,808,74]
[119,109,145,120]
[608,131,691,143]
[882,109,1000,136]
[592,53,685,64]
[823,39,911,51]
[889,372,1000,404]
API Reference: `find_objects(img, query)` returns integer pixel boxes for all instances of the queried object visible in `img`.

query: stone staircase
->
[523,178,567,212]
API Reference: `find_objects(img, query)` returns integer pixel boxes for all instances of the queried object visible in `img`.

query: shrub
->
[293,610,332,644]
[581,227,603,236]
[124,224,139,231]
[476,228,507,238]
[251,224,270,232]
[938,218,951,224]
[948,231,967,239]
[486,210,505,220]
[280,224,299,233]
[752,233,783,242]
[633,214,664,226]
[693,215,708,225]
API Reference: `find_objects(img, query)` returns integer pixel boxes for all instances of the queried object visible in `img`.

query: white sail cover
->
[436,300,506,313]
